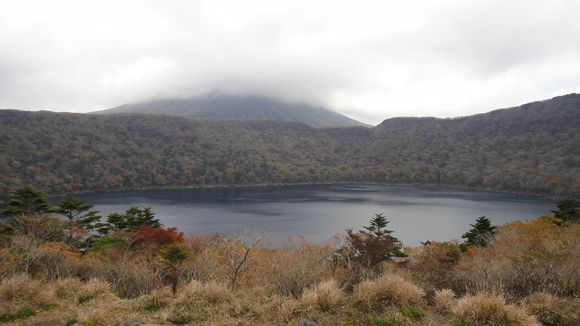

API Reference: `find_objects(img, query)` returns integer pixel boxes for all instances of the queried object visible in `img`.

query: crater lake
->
[77,184,555,247]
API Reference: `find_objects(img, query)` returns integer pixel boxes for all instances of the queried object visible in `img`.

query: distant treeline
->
[0,94,579,201]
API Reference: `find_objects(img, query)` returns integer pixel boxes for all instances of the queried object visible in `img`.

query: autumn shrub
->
[179,248,221,283]
[179,233,225,283]
[97,252,163,298]
[522,292,580,326]
[0,248,14,278]
[405,240,462,291]
[353,273,425,312]
[453,218,580,298]
[451,293,540,326]
[132,225,185,250]
[259,235,335,298]
[31,241,86,280]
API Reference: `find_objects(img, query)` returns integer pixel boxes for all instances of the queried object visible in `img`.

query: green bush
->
[144,300,161,312]
[399,305,425,319]
[0,303,36,322]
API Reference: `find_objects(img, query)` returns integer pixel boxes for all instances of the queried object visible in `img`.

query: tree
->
[1,186,54,218]
[551,198,580,224]
[132,225,185,250]
[100,206,161,234]
[54,193,102,248]
[362,213,392,237]
[214,230,265,291]
[344,213,405,268]
[461,216,496,249]
[9,213,66,244]
[158,242,190,296]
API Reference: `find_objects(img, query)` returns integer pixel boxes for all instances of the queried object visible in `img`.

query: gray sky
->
[1,0,580,125]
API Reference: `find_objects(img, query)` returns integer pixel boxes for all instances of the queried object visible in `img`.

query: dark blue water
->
[78,184,555,247]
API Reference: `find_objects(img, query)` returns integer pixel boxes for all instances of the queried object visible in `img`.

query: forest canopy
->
[0,93,579,201]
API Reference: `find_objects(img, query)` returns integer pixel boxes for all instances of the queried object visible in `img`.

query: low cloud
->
[1,0,579,124]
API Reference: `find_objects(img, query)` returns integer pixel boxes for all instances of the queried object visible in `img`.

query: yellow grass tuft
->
[522,292,580,326]
[79,278,112,299]
[51,277,84,299]
[451,293,541,326]
[353,273,425,311]
[177,280,232,306]
[300,279,345,312]
[77,307,110,325]
[434,288,456,312]
[0,274,55,309]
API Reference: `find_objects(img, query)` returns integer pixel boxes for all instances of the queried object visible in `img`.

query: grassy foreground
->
[1,214,579,325]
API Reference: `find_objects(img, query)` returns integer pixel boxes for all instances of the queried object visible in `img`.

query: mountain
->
[95,94,369,128]
[0,94,578,201]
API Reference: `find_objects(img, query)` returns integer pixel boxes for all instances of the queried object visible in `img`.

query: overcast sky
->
[1,0,580,125]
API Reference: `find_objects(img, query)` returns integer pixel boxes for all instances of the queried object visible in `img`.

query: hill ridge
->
[95,94,369,128]
[0,93,578,201]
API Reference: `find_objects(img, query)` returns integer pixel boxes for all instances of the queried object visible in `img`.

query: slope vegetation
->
[0,94,579,201]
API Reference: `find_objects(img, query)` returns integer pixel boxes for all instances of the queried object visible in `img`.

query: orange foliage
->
[405,241,462,291]
[453,217,580,297]
[132,225,185,250]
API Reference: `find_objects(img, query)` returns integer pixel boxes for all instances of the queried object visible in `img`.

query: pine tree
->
[101,206,162,234]
[158,242,189,296]
[1,186,54,218]
[551,198,580,224]
[461,216,496,249]
[344,213,405,268]
[361,213,393,237]
[54,193,102,248]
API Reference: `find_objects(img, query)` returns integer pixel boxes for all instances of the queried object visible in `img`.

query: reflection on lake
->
[78,184,554,247]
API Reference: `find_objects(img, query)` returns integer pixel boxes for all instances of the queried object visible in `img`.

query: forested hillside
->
[1,94,579,202]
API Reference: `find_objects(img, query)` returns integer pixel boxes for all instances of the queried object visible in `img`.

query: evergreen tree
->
[54,193,102,248]
[100,206,162,234]
[1,186,54,218]
[461,216,496,249]
[551,198,580,224]
[361,213,393,237]
[158,242,189,296]
[344,213,405,268]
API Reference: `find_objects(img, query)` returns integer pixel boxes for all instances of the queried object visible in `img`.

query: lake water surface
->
[78,184,555,247]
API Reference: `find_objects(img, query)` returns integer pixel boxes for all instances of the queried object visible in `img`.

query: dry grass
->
[0,273,56,309]
[177,280,232,306]
[353,273,425,312]
[522,292,580,326]
[51,277,84,299]
[77,278,112,303]
[433,288,456,312]
[169,280,234,324]
[453,220,580,299]
[99,256,163,298]
[451,293,541,326]
[0,274,57,322]
[138,286,174,311]
[300,279,345,312]
[76,306,110,325]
